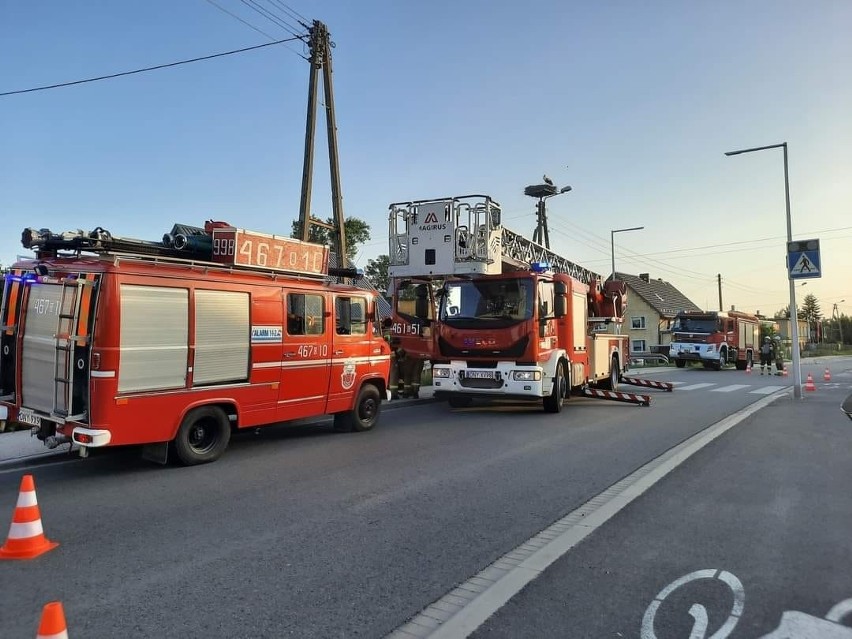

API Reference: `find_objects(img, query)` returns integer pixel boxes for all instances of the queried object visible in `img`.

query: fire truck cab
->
[388,195,629,412]
[0,224,391,465]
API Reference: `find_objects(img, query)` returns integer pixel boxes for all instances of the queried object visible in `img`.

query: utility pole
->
[298,20,347,266]
[717,274,722,311]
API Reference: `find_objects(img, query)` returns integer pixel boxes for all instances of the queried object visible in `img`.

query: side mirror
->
[554,282,567,318]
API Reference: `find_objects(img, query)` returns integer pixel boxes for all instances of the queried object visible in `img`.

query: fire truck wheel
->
[173,406,231,465]
[543,362,568,413]
[675,359,686,368]
[334,384,381,433]
[598,357,620,391]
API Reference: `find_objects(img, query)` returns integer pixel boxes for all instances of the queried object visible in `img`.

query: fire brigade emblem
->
[341,360,357,390]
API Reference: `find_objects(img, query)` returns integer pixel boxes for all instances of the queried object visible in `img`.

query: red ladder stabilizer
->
[582,387,652,406]
[620,376,674,392]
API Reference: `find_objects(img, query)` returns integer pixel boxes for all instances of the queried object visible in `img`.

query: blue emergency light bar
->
[530,262,551,273]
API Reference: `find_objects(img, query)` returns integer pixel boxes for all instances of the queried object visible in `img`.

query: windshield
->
[672,317,720,333]
[440,278,533,323]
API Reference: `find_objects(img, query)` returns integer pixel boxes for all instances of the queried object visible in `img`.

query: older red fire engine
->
[0,223,391,465]
[387,194,641,412]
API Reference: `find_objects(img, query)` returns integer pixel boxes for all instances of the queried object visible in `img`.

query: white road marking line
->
[749,385,788,395]
[677,383,716,391]
[386,388,791,639]
[712,384,751,393]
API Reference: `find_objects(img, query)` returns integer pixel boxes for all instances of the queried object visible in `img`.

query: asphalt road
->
[472,359,852,638]
[0,359,843,638]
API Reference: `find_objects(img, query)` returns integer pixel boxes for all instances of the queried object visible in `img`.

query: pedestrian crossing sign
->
[787,238,821,279]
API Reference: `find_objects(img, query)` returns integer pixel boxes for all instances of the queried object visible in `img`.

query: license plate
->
[465,371,496,379]
[16,408,42,427]
[680,346,694,353]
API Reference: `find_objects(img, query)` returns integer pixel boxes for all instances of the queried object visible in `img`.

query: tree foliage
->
[290,216,371,264]
[364,255,389,292]
[800,293,821,323]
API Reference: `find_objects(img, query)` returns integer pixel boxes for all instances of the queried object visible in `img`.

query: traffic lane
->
[1,387,773,638]
[472,385,852,638]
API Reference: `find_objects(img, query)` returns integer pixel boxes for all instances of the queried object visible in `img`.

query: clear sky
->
[2,0,850,318]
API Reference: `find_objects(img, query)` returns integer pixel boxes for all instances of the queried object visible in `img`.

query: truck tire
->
[543,362,568,413]
[597,356,620,391]
[173,406,231,466]
[334,384,381,432]
[447,395,473,409]
[675,359,686,368]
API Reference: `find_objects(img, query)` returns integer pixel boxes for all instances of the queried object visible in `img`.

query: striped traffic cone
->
[804,373,817,392]
[745,363,752,374]
[824,368,832,382]
[36,601,69,639]
[0,475,59,560]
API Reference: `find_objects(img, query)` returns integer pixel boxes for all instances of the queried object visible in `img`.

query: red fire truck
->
[387,194,630,412]
[669,310,760,370]
[0,223,391,465]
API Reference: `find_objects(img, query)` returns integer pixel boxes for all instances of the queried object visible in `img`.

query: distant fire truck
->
[669,310,760,370]
[0,223,391,465]
[387,194,635,411]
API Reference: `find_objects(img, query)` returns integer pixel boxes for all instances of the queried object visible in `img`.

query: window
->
[631,316,646,329]
[631,340,646,353]
[287,293,324,335]
[335,296,368,335]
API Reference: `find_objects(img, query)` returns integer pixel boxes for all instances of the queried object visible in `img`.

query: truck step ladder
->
[582,387,652,406]
[620,376,674,392]
[53,277,94,421]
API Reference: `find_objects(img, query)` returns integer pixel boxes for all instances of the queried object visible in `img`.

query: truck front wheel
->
[543,362,568,413]
[675,359,686,368]
[334,384,381,432]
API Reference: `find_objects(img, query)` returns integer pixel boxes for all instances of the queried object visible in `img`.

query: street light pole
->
[610,226,644,281]
[725,142,803,399]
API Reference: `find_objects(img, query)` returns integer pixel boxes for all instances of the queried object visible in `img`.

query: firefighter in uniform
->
[387,336,405,400]
[400,354,425,399]
[759,336,775,375]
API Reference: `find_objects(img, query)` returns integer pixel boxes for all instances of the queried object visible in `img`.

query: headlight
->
[706,345,715,352]
[432,368,451,378]
[512,370,542,381]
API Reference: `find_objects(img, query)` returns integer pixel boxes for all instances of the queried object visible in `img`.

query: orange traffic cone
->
[782,366,788,377]
[36,601,69,639]
[0,475,59,560]
[745,363,752,374]
[804,373,817,392]
[824,368,832,382]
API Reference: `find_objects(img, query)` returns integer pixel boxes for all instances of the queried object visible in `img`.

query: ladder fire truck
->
[387,194,648,412]
[669,309,760,370]
[0,222,391,465]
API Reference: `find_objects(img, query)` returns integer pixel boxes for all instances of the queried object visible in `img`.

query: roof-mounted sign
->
[211,228,329,277]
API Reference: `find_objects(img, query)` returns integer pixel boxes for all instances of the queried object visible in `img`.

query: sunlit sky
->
[2,1,850,318]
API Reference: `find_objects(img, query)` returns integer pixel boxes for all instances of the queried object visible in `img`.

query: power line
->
[0,37,302,97]
[268,0,310,27]
[239,0,303,37]
[202,0,278,40]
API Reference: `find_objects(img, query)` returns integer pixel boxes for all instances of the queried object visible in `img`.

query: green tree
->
[774,305,806,320]
[290,216,371,264]
[800,293,821,323]
[364,255,389,292]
